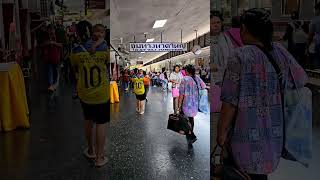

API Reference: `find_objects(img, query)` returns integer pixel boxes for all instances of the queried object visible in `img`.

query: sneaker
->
[139,111,145,115]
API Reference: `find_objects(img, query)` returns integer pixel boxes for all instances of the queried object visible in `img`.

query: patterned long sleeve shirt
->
[221,43,307,174]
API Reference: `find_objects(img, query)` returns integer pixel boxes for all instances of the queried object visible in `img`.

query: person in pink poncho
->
[225,16,244,48]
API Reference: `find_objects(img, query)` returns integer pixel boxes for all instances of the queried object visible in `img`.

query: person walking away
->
[217,9,308,180]
[70,22,110,167]
[123,70,130,91]
[169,65,183,114]
[56,22,70,83]
[306,3,320,70]
[200,65,207,81]
[283,11,308,67]
[159,71,167,91]
[132,69,146,114]
[143,71,150,102]
[130,70,135,91]
[41,25,62,92]
[153,72,159,87]
[178,64,206,146]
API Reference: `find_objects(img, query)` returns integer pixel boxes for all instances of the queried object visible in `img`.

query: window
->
[281,0,300,16]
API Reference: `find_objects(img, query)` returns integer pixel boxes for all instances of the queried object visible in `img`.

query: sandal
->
[83,148,96,159]
[95,156,109,168]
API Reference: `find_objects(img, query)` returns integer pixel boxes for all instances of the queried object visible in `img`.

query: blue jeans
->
[162,80,167,90]
[47,64,58,86]
[123,81,129,90]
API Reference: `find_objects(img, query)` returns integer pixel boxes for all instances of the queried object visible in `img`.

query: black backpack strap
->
[255,45,287,153]
[256,46,283,85]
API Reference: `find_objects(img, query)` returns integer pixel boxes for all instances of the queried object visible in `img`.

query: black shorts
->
[80,101,110,124]
[136,93,146,101]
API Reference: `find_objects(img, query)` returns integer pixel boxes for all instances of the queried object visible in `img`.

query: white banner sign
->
[129,42,187,52]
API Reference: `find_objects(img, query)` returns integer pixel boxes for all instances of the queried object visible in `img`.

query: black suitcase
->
[167,114,191,135]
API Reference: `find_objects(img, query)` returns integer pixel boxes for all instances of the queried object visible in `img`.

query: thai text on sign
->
[129,43,187,52]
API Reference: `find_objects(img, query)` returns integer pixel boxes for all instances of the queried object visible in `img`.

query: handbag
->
[167,114,191,135]
[257,46,312,167]
[199,89,209,114]
[172,87,179,97]
[211,145,251,180]
[212,84,222,113]
[191,76,209,114]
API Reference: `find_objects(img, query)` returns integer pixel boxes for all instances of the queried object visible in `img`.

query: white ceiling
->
[110,0,210,64]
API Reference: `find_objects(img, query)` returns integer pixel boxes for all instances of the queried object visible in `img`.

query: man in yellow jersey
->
[132,69,146,115]
[70,21,109,167]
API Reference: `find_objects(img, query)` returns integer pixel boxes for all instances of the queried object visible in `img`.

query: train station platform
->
[0,81,210,179]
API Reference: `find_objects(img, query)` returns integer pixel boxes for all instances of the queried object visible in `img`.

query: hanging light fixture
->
[192,30,201,55]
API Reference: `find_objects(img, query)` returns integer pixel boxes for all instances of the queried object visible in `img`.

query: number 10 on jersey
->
[83,65,102,88]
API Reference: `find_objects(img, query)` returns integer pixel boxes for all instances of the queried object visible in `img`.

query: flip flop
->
[83,148,96,159]
[95,157,109,168]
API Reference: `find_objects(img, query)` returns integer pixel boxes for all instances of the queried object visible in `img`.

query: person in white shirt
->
[211,11,234,86]
[169,65,183,114]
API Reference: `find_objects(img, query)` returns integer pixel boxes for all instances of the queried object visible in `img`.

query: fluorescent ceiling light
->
[146,38,154,42]
[153,19,167,28]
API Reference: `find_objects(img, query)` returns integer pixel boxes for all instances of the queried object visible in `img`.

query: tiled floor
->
[108,87,210,179]
[0,82,210,180]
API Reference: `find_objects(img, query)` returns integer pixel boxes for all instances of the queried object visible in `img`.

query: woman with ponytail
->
[178,64,206,146]
[217,8,308,179]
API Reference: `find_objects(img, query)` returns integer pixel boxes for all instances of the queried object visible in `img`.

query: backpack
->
[143,76,150,86]
[290,21,308,44]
